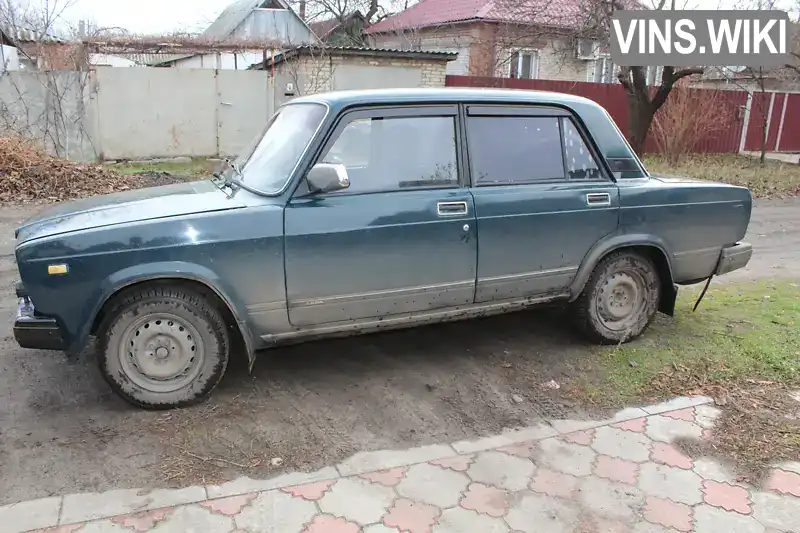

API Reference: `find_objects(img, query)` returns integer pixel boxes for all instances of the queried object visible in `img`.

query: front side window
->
[238,102,327,193]
[319,115,458,194]
[468,116,565,185]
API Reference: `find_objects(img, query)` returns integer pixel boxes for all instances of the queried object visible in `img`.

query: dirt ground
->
[0,198,798,504]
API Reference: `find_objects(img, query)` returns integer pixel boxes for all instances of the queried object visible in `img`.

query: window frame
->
[463,104,613,187]
[590,57,617,84]
[293,104,465,198]
[508,49,540,80]
[559,116,606,182]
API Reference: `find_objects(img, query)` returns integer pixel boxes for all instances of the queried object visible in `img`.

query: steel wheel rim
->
[595,269,647,332]
[118,313,205,393]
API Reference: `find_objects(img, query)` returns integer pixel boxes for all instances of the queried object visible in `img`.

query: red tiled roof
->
[366,0,582,34]
[366,0,644,34]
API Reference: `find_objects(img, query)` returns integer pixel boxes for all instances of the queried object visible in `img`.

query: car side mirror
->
[306,163,350,194]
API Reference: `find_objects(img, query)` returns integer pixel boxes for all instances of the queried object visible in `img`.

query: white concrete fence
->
[0,67,276,161]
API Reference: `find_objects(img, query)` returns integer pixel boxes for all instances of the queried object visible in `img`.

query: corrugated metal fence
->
[744,92,800,152]
[445,75,800,155]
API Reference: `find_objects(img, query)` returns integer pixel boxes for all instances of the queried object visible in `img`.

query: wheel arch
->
[570,235,678,316]
[86,263,256,368]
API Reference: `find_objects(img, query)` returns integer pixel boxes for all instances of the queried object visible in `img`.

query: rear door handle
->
[437,201,468,216]
[586,193,611,207]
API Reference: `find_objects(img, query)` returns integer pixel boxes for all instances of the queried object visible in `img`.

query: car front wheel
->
[572,250,661,344]
[98,284,230,409]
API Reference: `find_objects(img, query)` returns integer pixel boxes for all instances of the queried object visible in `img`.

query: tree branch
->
[617,67,633,91]
[649,66,703,110]
[673,67,705,80]
[786,51,800,74]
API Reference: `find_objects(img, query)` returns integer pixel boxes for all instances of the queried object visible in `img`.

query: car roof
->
[291,87,599,110]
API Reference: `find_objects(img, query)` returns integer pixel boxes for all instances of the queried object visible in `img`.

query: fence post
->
[764,92,776,152]
[215,69,220,158]
[775,93,789,153]
[738,92,753,153]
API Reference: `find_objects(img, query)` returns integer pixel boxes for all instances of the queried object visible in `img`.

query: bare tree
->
[587,0,703,154]
[0,0,100,159]
[482,0,704,154]
[276,46,334,96]
[785,7,799,74]
[650,81,733,165]
[289,0,395,24]
[709,0,797,166]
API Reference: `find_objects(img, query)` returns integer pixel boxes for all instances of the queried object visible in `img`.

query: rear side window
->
[466,112,606,186]
[467,116,565,185]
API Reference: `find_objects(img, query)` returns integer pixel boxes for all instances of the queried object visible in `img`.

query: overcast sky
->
[23,0,800,35]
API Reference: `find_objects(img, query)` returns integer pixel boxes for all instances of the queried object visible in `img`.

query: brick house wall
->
[368,25,476,75]
[369,21,593,82]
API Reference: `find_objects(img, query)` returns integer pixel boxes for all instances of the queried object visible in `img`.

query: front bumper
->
[13,297,64,351]
[716,242,753,276]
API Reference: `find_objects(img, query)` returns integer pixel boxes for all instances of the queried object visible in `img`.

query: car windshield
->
[234,102,327,193]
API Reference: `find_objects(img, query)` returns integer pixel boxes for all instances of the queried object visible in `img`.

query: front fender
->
[76,261,256,368]
[569,233,677,311]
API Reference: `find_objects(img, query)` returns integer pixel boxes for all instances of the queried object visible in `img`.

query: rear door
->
[464,105,620,302]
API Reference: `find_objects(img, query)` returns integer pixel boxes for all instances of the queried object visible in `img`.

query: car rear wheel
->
[98,285,230,409]
[572,250,661,344]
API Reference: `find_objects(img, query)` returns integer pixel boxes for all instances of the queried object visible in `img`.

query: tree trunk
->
[760,111,768,167]
[366,0,379,21]
[627,97,654,156]
[618,66,704,157]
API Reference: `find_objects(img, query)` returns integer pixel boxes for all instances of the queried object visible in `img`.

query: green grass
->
[111,158,218,177]
[574,281,800,406]
[643,154,800,199]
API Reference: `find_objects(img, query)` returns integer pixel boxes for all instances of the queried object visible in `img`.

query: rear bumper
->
[13,297,64,351]
[716,242,753,276]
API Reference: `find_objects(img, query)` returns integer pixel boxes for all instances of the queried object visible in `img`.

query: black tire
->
[572,250,661,344]
[97,285,230,409]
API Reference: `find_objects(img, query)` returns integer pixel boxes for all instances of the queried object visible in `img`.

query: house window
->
[509,50,539,80]
[590,57,616,84]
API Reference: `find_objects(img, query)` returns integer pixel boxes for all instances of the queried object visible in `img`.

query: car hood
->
[16,180,246,244]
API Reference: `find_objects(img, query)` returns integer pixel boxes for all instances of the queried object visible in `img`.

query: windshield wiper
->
[224,157,241,177]
[212,158,270,197]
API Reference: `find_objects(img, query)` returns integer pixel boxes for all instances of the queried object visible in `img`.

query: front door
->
[284,105,477,327]
[464,105,620,302]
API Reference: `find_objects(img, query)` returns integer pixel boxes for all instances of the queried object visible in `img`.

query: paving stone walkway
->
[2,396,799,533]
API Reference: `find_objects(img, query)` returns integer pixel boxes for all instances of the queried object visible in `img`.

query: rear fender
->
[569,233,678,316]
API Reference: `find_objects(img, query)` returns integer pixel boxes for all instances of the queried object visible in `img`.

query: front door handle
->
[437,201,468,216]
[586,193,611,207]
